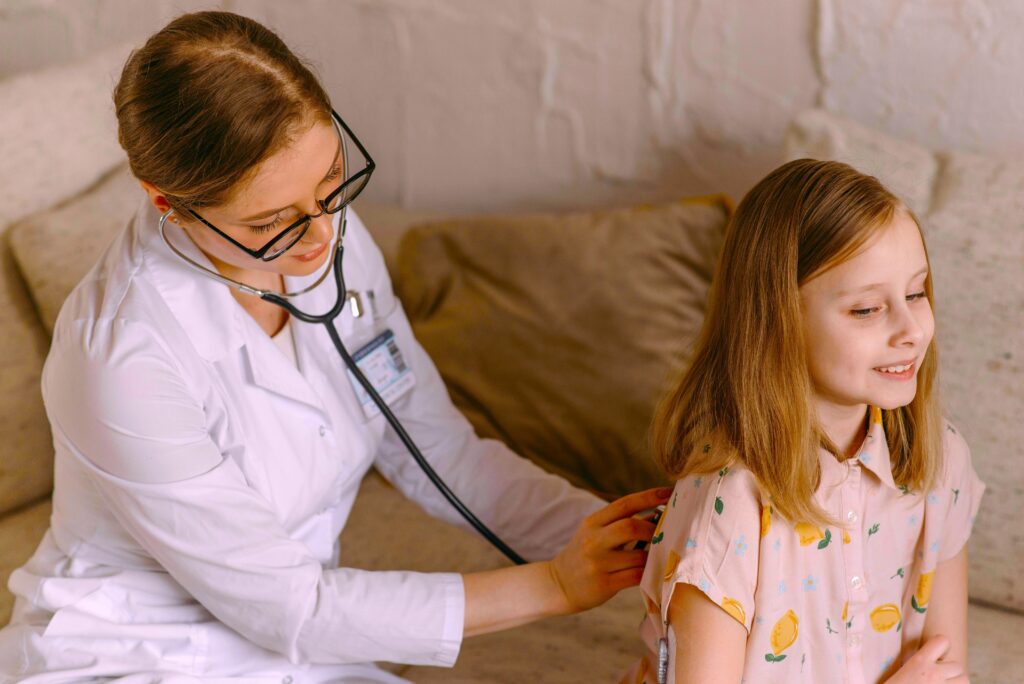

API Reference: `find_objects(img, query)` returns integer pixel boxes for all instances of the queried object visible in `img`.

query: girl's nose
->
[892,302,926,348]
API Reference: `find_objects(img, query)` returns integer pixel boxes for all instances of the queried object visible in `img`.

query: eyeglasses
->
[186,109,375,261]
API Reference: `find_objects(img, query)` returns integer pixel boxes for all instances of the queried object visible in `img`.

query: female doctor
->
[0,10,668,684]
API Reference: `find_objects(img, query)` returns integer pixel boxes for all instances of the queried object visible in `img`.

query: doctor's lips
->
[872,359,916,381]
[292,242,329,262]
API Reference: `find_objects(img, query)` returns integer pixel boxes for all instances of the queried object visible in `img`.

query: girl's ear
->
[138,180,172,215]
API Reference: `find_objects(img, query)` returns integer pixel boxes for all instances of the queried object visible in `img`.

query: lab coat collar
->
[138,199,247,363]
[819,406,899,491]
[138,201,342,414]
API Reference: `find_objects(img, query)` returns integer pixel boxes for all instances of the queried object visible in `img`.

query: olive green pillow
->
[395,197,731,496]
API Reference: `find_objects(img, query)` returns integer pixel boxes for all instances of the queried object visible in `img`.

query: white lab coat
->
[0,199,604,683]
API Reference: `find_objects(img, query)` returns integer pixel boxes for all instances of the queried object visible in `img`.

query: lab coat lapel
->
[140,199,330,415]
[241,320,329,415]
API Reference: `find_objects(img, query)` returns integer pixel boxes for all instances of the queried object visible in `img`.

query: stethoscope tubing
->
[160,206,527,566]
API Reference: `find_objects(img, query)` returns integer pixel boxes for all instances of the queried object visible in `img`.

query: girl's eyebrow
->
[238,132,344,223]
[836,266,929,297]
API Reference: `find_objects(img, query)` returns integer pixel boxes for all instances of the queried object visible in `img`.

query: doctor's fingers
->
[598,516,658,550]
[587,487,673,528]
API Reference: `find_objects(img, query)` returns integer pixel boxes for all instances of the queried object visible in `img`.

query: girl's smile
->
[800,210,935,455]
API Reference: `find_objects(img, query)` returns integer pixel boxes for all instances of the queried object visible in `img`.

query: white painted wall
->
[1,0,1020,212]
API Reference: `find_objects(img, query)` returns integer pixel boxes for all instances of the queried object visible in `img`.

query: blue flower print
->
[694,477,703,489]
[773,538,782,552]
[927,493,938,505]
[755,615,764,625]
[858,451,871,464]
[908,514,918,526]
[881,657,895,673]
[699,577,710,593]
[929,540,940,553]
[778,580,787,595]
[685,537,697,549]
[735,535,748,557]
[802,575,817,591]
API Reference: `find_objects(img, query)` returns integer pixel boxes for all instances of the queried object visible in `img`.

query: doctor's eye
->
[323,164,343,183]
[249,216,285,233]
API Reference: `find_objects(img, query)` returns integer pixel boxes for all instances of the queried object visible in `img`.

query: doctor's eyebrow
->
[238,130,344,223]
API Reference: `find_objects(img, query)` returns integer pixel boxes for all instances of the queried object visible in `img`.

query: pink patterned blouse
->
[620,407,984,684]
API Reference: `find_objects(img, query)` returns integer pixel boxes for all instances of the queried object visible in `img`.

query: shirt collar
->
[819,406,899,491]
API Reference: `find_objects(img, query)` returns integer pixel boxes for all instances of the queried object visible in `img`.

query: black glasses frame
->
[186,109,375,261]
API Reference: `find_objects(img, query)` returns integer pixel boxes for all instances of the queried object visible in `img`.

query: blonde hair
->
[651,159,943,526]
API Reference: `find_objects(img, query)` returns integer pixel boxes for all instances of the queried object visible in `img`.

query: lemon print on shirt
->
[765,610,798,662]
[720,596,746,626]
[795,523,831,548]
[663,551,681,582]
[870,604,901,632]
[912,571,935,613]
[761,503,772,538]
[871,406,883,424]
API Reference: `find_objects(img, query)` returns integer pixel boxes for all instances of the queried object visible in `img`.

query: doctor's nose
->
[302,212,334,245]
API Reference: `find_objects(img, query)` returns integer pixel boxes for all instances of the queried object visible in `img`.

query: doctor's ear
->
[138,180,178,221]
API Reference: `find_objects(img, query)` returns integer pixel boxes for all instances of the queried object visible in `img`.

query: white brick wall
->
[1,0,1019,210]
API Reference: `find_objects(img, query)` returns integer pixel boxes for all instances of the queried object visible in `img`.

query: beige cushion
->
[786,109,1024,614]
[924,151,1024,612]
[0,499,51,626]
[0,46,131,516]
[785,108,938,216]
[10,165,140,333]
[967,601,1024,684]
[395,198,731,496]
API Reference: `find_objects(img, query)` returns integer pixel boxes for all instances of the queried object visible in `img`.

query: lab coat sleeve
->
[350,214,605,562]
[43,318,464,667]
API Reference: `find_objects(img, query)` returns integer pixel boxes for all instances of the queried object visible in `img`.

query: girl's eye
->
[249,216,285,233]
[907,291,927,302]
[851,306,880,318]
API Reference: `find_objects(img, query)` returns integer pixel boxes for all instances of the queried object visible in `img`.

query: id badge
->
[346,328,416,419]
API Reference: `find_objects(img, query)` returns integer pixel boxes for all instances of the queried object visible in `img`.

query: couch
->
[1,47,1021,683]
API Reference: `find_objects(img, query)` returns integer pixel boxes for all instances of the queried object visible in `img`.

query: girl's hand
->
[886,636,969,683]
[548,486,672,613]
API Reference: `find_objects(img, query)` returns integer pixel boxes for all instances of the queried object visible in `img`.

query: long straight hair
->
[651,159,943,526]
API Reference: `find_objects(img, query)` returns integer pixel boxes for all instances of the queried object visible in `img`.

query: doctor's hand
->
[547,486,672,614]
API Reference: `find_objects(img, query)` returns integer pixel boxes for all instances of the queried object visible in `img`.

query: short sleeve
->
[936,421,986,561]
[647,465,763,633]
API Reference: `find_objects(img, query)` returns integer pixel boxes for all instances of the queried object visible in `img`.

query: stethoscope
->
[158,206,527,566]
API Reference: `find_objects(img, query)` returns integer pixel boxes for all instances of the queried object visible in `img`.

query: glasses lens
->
[324,171,370,213]
[263,219,310,260]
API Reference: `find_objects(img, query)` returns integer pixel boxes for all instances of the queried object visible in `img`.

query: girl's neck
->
[816,402,870,459]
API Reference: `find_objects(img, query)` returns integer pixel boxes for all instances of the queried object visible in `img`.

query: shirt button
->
[319,425,327,437]
[848,634,861,648]
[851,575,864,590]
[847,510,858,523]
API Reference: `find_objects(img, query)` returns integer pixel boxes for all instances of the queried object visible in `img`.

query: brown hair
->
[113,11,332,212]
[651,159,942,526]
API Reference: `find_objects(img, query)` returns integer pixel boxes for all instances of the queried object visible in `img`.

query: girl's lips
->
[292,242,328,262]
[873,361,916,381]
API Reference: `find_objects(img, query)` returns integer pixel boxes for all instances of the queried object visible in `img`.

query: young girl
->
[622,159,983,683]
